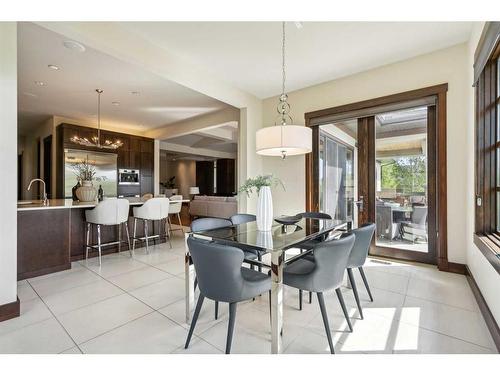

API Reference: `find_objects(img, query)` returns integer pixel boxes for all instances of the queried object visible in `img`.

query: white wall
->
[262,43,471,265]
[0,22,18,307]
[465,23,500,323]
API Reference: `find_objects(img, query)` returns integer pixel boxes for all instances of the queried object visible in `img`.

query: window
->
[474,36,500,267]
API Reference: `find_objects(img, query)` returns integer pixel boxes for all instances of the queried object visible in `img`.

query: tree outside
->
[380,156,427,195]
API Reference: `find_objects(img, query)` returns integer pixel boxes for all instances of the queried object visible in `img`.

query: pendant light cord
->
[281,21,286,97]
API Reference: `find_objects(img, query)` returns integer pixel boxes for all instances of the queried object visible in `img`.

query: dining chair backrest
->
[298,211,332,220]
[230,213,256,225]
[190,217,232,232]
[412,206,428,226]
[307,233,355,292]
[347,223,376,268]
[85,198,130,225]
[187,236,247,303]
[169,195,183,214]
[133,197,170,220]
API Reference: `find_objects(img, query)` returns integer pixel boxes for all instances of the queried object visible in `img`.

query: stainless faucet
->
[27,178,48,206]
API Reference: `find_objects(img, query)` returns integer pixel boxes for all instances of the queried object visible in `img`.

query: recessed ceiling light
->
[63,40,86,52]
[48,64,60,70]
[23,92,37,97]
[112,101,120,106]
[34,81,46,86]
[131,91,140,95]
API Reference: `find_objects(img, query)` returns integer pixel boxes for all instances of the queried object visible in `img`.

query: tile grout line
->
[26,279,82,353]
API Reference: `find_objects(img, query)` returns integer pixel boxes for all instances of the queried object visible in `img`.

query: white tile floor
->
[0,234,497,354]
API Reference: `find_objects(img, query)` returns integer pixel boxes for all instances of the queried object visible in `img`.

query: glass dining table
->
[184,217,349,354]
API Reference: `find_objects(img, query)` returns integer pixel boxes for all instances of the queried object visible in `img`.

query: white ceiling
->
[17,22,230,135]
[122,22,474,98]
[166,123,238,153]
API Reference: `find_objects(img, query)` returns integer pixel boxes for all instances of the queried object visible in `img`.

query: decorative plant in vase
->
[160,176,178,197]
[71,158,100,202]
[239,175,284,231]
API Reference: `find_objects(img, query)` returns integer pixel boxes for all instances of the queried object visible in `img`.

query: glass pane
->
[318,123,356,224]
[375,107,429,253]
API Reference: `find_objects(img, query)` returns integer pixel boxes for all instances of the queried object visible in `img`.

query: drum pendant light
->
[256,22,312,159]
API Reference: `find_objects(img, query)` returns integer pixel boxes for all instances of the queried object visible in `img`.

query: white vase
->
[256,186,273,231]
[76,180,97,202]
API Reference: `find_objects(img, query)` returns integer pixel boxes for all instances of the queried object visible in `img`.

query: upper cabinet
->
[56,123,155,197]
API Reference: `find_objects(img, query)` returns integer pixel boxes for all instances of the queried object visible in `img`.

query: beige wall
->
[160,158,196,199]
[0,22,18,306]
[262,42,471,266]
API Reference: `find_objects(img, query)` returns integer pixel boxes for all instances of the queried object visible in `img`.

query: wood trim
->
[473,22,500,85]
[357,116,375,225]
[305,84,448,122]
[436,91,448,270]
[465,265,500,352]
[473,234,500,274]
[0,298,20,323]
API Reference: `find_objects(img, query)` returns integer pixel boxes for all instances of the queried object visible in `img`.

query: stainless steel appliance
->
[64,149,118,198]
[118,169,140,185]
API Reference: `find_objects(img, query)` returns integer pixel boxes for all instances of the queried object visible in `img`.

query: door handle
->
[354,196,364,212]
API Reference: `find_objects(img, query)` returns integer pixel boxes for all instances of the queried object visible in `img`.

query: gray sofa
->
[189,195,238,219]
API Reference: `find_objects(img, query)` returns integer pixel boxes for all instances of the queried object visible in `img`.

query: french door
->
[306,86,447,266]
[355,106,437,264]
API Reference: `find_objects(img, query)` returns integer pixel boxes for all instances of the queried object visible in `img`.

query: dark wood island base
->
[17,199,166,280]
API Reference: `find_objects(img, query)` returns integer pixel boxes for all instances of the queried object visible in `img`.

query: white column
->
[0,22,18,307]
[153,139,160,196]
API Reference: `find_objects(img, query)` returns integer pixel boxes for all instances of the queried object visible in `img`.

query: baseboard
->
[0,297,20,322]
[465,265,500,352]
[438,259,467,274]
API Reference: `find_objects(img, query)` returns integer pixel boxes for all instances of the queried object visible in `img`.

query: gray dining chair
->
[190,217,258,320]
[346,223,376,320]
[185,236,271,354]
[295,211,333,307]
[283,234,355,354]
[230,213,265,272]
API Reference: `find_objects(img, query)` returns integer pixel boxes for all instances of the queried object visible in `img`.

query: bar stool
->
[85,198,131,266]
[167,194,184,237]
[132,197,171,252]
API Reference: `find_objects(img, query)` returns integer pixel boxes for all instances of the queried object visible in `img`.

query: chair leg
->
[317,292,335,354]
[317,292,335,353]
[226,302,237,354]
[132,218,137,251]
[335,288,353,332]
[347,268,363,319]
[85,223,91,260]
[309,291,312,304]
[124,222,132,257]
[215,301,219,320]
[194,277,198,291]
[298,289,303,310]
[185,294,204,349]
[144,220,150,253]
[164,218,173,249]
[118,223,122,253]
[177,213,184,233]
[358,267,374,302]
[257,253,262,273]
[97,224,102,266]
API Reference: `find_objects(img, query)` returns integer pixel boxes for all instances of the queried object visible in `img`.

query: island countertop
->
[17,198,189,211]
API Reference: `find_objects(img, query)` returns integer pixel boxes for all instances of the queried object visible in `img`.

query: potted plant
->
[161,176,178,197]
[72,158,98,202]
[239,175,284,231]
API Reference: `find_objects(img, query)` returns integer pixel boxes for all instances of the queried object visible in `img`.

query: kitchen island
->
[17,198,169,280]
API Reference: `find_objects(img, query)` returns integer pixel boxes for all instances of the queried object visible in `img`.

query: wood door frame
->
[305,84,451,270]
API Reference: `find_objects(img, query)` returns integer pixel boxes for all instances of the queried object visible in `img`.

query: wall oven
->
[118,169,140,185]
